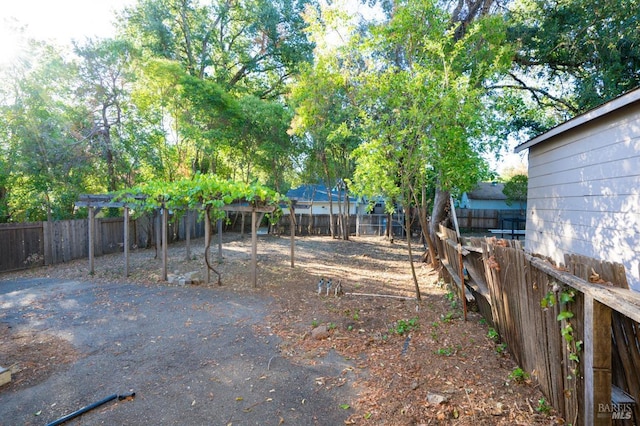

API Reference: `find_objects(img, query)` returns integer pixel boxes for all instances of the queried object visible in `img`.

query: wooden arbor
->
[77,183,289,287]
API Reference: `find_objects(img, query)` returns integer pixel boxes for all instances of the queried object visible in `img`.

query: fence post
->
[88,208,95,274]
[290,205,295,268]
[584,294,612,426]
[251,208,257,288]
[185,209,191,261]
[42,221,52,266]
[124,207,130,277]
[204,209,211,284]
[161,205,168,281]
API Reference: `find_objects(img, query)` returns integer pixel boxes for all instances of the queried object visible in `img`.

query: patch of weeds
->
[440,311,458,323]
[479,318,487,326]
[495,343,508,354]
[445,291,458,308]
[328,322,337,330]
[390,317,419,335]
[352,309,360,321]
[435,345,460,357]
[508,367,530,384]
[536,397,552,415]
[487,327,499,342]
[347,325,353,331]
[311,319,319,328]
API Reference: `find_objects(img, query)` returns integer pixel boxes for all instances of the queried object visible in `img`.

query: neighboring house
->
[459,182,525,211]
[281,184,359,215]
[514,88,640,291]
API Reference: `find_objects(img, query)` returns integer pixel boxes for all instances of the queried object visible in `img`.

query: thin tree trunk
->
[336,183,346,239]
[320,153,335,238]
[416,185,439,269]
[404,202,421,300]
[344,192,351,241]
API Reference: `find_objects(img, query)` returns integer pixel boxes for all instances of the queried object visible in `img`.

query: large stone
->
[311,325,330,340]
[426,392,448,405]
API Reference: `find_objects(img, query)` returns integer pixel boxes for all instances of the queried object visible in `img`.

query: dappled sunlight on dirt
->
[1,233,560,424]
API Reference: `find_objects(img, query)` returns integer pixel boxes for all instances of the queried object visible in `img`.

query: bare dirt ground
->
[1,233,563,425]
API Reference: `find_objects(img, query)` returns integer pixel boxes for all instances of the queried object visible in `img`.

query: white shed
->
[515,88,640,291]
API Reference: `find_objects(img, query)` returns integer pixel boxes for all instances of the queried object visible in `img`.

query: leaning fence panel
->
[438,224,639,425]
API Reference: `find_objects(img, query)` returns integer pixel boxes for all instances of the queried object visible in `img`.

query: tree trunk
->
[344,192,351,241]
[320,153,335,238]
[336,183,344,239]
[418,185,439,269]
[404,202,421,300]
[386,212,392,240]
[430,187,451,248]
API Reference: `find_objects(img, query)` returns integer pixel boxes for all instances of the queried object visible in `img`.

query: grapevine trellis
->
[76,174,289,287]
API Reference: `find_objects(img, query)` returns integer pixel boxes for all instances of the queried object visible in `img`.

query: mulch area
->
[1,233,563,424]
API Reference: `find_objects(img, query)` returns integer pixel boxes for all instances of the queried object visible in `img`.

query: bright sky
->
[1,0,134,43]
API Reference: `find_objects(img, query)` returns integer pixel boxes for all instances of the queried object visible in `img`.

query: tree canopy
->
[0,0,637,228]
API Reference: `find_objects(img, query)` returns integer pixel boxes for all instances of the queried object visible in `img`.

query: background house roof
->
[286,184,355,203]
[466,182,507,200]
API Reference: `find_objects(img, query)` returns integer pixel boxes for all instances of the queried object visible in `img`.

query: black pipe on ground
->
[45,392,135,426]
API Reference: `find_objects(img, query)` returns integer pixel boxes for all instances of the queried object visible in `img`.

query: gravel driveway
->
[0,277,356,425]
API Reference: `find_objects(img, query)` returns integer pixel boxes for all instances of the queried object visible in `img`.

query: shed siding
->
[525,105,640,290]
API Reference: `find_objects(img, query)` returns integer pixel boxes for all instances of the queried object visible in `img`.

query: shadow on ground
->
[0,278,356,425]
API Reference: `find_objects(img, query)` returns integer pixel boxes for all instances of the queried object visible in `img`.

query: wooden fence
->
[437,225,640,425]
[275,213,416,237]
[0,222,44,271]
[0,212,206,273]
[455,208,525,231]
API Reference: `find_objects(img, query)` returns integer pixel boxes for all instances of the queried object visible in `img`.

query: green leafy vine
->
[113,174,286,222]
[540,282,582,379]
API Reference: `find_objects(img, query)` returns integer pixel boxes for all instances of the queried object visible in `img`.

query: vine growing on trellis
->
[113,173,286,222]
[541,281,582,379]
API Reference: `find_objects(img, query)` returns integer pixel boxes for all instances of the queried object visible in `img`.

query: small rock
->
[491,402,505,416]
[184,271,201,281]
[167,274,178,284]
[311,325,330,340]
[411,380,419,390]
[427,392,448,405]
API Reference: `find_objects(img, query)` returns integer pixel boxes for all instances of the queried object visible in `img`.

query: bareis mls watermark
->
[598,403,633,420]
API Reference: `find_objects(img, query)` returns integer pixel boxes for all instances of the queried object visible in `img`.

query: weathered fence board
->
[0,212,206,274]
[455,208,526,231]
[455,208,497,230]
[0,222,44,271]
[438,224,639,424]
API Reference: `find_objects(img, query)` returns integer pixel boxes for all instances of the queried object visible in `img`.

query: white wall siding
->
[524,105,640,290]
[281,201,359,216]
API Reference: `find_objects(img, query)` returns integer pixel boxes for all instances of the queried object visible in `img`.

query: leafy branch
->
[113,174,286,221]
[540,282,582,378]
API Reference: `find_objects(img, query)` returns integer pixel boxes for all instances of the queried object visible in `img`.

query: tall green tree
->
[0,42,94,221]
[349,0,512,295]
[507,0,640,115]
[74,38,137,192]
[119,0,315,98]
[289,55,359,239]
